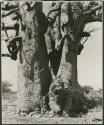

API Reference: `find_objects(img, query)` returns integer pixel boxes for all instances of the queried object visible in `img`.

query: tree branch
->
[47,2,62,21]
[2,54,11,57]
[47,3,63,28]
[2,23,19,31]
[30,1,36,9]
[83,5,102,15]
[2,2,19,11]
[2,8,19,18]
[7,36,22,43]
[83,4,102,24]
[87,15,102,22]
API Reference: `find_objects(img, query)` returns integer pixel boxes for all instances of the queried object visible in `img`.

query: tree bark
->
[57,40,81,90]
[17,2,51,113]
[46,2,84,115]
[56,38,84,115]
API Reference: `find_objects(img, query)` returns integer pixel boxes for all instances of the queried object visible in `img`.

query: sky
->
[77,22,102,90]
[1,2,103,91]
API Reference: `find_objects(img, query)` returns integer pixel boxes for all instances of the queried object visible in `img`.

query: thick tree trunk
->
[57,39,81,89]
[17,2,51,113]
[46,2,85,115]
[55,39,84,115]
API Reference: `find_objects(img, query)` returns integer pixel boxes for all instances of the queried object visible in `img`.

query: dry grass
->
[2,91,103,124]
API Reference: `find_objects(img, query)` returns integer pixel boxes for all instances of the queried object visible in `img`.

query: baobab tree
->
[1,1,102,116]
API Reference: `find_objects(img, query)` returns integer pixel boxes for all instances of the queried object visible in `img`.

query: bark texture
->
[17,2,51,113]
[47,2,86,116]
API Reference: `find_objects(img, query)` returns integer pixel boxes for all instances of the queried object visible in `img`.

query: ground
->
[2,92,102,124]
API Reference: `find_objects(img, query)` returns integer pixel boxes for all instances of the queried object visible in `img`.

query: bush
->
[98,88,102,95]
[88,91,102,108]
[82,85,93,94]
[70,89,89,114]
[84,88,102,109]
[1,81,12,93]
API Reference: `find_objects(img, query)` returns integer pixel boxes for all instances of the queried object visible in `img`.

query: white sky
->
[78,22,102,90]
[1,2,103,91]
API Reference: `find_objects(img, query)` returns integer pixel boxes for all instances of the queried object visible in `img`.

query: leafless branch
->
[88,15,102,22]
[6,36,22,43]
[83,5,102,15]
[47,2,62,25]
[2,8,19,18]
[2,23,19,31]
[2,54,11,57]
[2,2,19,11]
[83,4,102,24]
[30,1,36,9]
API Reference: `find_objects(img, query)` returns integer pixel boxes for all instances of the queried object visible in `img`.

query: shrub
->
[83,86,103,109]
[82,85,93,94]
[70,89,89,114]
[1,81,12,93]
[84,88,102,109]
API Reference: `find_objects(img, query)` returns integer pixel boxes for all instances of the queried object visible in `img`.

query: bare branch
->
[88,15,102,22]
[2,54,11,57]
[82,4,102,24]
[2,8,19,18]
[81,32,90,37]
[30,1,36,9]
[2,23,19,31]
[1,22,9,38]
[7,36,22,43]
[83,5,102,15]
[2,2,19,11]
[47,2,62,24]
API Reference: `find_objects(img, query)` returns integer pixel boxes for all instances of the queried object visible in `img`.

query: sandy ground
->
[2,92,103,124]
